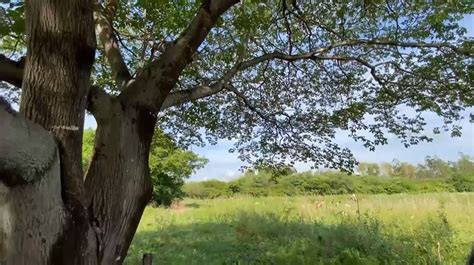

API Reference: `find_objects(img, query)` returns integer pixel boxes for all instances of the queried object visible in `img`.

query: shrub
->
[448,174,474,192]
[151,172,185,207]
[183,180,230,199]
[183,157,474,199]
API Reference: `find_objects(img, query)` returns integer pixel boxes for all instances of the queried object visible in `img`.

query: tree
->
[82,129,208,206]
[0,0,473,264]
[379,162,394,177]
[416,155,453,178]
[82,129,96,169]
[148,129,208,206]
[356,162,380,176]
[453,153,474,175]
[391,159,417,179]
[246,163,297,183]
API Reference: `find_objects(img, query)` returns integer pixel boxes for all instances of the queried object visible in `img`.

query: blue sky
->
[85,15,474,181]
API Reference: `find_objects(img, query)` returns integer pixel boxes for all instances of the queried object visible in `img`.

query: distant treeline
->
[183,155,474,199]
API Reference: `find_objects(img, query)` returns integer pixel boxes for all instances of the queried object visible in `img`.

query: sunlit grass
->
[126,193,473,264]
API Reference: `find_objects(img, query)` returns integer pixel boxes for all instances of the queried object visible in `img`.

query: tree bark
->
[85,98,156,264]
[20,0,96,206]
[10,0,97,264]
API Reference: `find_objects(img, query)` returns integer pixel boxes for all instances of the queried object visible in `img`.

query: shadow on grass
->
[125,211,458,265]
[184,202,201,209]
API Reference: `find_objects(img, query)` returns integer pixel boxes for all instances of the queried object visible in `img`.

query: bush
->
[183,155,474,199]
[151,172,185,207]
[414,179,455,193]
[448,174,474,192]
[184,171,471,199]
[183,180,230,199]
[356,176,386,194]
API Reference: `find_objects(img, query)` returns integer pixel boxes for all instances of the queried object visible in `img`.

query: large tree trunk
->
[0,0,158,263]
[0,80,157,265]
[0,0,158,262]
[1,0,237,263]
[20,0,96,205]
[85,98,156,264]
[0,0,98,264]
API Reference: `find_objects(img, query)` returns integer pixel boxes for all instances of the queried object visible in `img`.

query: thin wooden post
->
[142,253,153,265]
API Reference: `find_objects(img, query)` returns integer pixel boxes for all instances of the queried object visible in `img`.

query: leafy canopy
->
[1,0,473,171]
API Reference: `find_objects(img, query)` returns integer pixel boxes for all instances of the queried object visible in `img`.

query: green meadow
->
[125,193,473,265]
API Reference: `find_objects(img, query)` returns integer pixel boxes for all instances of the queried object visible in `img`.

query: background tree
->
[82,129,95,169]
[448,154,474,192]
[379,162,394,177]
[453,153,474,174]
[247,163,297,183]
[357,162,380,176]
[416,156,453,178]
[0,0,473,264]
[391,159,417,179]
[148,130,208,206]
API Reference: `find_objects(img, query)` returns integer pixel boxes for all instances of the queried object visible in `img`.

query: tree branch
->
[159,38,470,108]
[359,39,472,56]
[94,2,132,90]
[161,83,222,110]
[227,84,289,142]
[161,59,242,110]
[120,0,240,111]
[0,54,24,88]
[227,84,275,125]
[237,39,469,65]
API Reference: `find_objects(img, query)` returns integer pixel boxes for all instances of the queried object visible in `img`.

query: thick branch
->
[94,3,131,90]
[0,54,24,88]
[161,61,241,109]
[120,0,240,110]
[87,86,113,122]
[161,83,223,110]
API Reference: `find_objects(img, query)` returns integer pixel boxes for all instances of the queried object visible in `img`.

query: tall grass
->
[125,193,474,264]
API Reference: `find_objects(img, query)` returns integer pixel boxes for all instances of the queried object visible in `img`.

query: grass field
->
[125,193,474,264]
